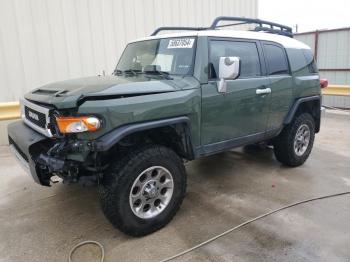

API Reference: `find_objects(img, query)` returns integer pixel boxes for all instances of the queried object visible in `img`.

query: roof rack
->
[151,16,293,38]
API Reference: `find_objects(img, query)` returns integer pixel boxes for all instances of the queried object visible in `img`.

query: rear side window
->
[263,44,289,75]
[209,40,261,79]
[303,50,318,74]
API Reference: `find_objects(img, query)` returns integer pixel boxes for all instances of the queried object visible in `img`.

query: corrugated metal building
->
[0,0,257,103]
[0,0,257,145]
[295,28,350,108]
[295,28,350,85]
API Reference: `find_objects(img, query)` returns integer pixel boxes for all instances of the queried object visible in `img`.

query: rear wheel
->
[273,113,315,167]
[99,145,186,236]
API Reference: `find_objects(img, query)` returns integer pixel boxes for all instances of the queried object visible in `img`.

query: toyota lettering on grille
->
[28,111,39,121]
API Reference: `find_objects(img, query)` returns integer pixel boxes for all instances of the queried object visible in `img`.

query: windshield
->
[116,37,196,76]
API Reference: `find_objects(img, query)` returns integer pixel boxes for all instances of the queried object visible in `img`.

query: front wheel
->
[273,113,315,167]
[99,145,186,236]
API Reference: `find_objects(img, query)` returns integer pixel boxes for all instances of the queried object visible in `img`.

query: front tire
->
[273,113,315,167]
[99,145,186,236]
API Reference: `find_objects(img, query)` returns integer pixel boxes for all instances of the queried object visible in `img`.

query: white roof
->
[133,30,310,49]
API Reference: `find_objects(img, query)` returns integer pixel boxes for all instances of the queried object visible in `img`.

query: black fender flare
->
[92,116,195,158]
[283,95,321,132]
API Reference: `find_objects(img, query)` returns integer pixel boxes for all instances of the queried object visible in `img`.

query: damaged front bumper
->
[8,121,49,185]
[8,120,98,186]
[8,120,75,186]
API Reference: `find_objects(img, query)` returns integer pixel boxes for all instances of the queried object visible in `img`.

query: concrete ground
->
[1,110,350,262]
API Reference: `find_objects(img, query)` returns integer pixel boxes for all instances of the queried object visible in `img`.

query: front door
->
[201,38,271,146]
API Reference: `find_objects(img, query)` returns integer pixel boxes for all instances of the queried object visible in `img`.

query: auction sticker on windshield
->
[167,38,195,49]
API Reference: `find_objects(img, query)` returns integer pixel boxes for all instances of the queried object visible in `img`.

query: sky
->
[259,0,349,33]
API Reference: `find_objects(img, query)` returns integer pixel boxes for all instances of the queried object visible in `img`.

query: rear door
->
[261,42,294,130]
[201,38,270,145]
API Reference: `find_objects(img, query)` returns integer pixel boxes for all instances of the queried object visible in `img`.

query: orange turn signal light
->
[55,116,101,134]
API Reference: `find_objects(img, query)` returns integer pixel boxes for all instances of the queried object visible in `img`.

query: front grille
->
[21,99,53,137]
[24,106,46,128]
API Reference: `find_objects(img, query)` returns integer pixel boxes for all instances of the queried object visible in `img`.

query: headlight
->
[55,116,101,134]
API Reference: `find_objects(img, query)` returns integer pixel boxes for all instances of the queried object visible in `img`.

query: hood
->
[24,75,199,109]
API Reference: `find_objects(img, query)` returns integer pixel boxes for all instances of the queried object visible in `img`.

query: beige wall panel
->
[0,0,257,102]
[0,0,257,144]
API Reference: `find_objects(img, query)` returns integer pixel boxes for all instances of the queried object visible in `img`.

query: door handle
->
[256,88,271,95]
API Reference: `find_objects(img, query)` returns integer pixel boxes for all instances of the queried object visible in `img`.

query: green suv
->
[8,17,323,236]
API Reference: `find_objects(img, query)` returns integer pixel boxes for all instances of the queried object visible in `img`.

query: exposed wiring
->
[68,240,104,262]
[67,191,350,262]
[159,191,350,262]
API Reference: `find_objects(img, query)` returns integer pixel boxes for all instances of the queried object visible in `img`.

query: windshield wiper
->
[124,69,141,76]
[114,69,123,76]
[116,68,173,79]
[114,69,141,76]
[144,70,173,80]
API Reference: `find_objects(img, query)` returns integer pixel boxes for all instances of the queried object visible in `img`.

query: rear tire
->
[99,144,186,236]
[273,113,315,167]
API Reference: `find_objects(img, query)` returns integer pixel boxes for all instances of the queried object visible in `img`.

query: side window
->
[209,40,261,79]
[263,44,289,75]
[302,49,318,74]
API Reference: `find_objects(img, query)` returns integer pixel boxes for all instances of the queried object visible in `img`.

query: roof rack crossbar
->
[150,16,293,38]
[215,21,250,28]
[252,26,293,37]
[210,16,293,37]
[210,16,292,31]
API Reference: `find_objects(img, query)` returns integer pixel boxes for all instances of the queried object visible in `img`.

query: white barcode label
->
[167,38,195,49]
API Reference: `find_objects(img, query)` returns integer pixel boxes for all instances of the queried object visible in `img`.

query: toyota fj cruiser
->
[8,17,323,236]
